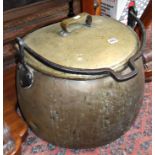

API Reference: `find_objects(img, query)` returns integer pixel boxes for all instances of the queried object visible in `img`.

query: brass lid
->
[24,13,139,79]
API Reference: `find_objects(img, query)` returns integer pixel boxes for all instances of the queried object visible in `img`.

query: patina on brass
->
[17,58,144,148]
[23,13,139,79]
[16,13,145,148]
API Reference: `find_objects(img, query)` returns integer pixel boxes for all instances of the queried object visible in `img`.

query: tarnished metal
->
[17,58,144,148]
[61,13,92,33]
[23,14,139,77]
[16,11,145,81]
[16,37,138,82]
[16,37,33,88]
[18,64,33,88]
[16,12,146,149]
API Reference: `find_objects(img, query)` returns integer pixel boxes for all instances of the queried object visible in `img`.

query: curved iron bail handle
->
[16,37,30,72]
[15,11,146,82]
[16,37,25,64]
[16,37,33,88]
[16,37,31,71]
[109,57,138,81]
[112,10,146,81]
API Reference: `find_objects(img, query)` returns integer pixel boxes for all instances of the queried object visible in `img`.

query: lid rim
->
[23,42,140,81]
[16,12,146,81]
[24,16,139,71]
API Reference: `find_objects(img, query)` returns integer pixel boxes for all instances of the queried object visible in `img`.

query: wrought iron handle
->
[16,11,145,82]
[16,38,33,88]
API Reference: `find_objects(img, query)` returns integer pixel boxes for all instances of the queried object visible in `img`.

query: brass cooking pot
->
[16,12,146,148]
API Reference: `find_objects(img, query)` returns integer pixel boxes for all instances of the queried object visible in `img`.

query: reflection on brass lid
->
[24,15,139,78]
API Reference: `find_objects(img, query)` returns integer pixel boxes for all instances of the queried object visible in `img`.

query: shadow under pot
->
[16,12,146,148]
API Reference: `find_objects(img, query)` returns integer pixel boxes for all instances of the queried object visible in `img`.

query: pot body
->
[17,58,144,148]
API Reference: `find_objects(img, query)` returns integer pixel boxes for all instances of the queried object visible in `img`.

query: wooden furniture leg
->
[4,65,28,155]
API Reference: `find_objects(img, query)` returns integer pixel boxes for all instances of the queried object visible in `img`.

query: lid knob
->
[60,12,92,35]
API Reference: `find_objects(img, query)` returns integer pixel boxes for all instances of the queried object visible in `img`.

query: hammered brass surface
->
[17,58,144,148]
[24,15,139,78]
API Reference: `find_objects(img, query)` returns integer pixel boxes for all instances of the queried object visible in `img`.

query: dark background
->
[4,0,44,11]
